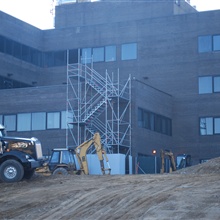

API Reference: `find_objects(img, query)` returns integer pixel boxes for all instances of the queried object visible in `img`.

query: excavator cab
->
[48,148,77,175]
[176,154,191,169]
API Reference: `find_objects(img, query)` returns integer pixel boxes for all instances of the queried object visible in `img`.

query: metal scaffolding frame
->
[66,50,131,156]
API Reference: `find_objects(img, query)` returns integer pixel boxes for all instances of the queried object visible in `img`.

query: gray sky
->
[0,0,219,29]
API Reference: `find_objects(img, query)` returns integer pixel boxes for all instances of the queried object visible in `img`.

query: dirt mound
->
[0,158,220,219]
[175,157,220,174]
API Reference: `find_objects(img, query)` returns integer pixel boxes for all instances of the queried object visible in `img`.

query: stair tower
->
[66,50,131,156]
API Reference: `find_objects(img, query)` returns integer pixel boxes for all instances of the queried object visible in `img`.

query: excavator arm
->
[160,149,176,174]
[75,133,111,175]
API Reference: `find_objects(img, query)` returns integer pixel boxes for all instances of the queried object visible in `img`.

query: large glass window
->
[213,35,220,51]
[138,107,171,136]
[200,117,213,135]
[214,76,220,92]
[32,112,46,131]
[81,48,92,64]
[4,115,16,131]
[93,47,104,62]
[17,113,31,131]
[214,118,220,134]
[47,112,60,129]
[198,76,212,94]
[121,43,137,60]
[105,45,116,62]
[198,35,212,53]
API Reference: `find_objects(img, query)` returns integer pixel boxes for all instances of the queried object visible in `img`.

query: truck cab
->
[0,124,44,182]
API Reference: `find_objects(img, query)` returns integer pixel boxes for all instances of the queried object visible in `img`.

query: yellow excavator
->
[160,149,176,174]
[46,132,111,175]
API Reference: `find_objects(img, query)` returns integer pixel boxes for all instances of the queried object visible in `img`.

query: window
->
[69,49,78,64]
[198,35,212,53]
[199,76,220,94]
[198,76,212,94]
[214,76,220,92]
[61,151,71,164]
[17,113,31,131]
[50,151,60,163]
[138,108,171,136]
[54,51,66,66]
[5,38,13,55]
[13,41,22,59]
[32,112,46,130]
[121,43,137,60]
[0,35,5,52]
[47,112,60,129]
[105,45,116,62]
[213,35,220,51]
[200,117,213,135]
[22,45,31,62]
[138,108,143,127]
[81,48,92,64]
[93,47,104,62]
[214,118,220,134]
[4,115,16,131]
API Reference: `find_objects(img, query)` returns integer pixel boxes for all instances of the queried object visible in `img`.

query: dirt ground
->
[0,157,220,220]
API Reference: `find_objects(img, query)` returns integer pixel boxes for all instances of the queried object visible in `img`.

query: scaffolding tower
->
[66,51,131,156]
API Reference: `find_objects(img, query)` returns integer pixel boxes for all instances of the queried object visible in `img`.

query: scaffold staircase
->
[66,59,131,156]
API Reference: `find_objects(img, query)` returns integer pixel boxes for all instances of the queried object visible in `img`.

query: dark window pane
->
[43,52,54,67]
[138,108,143,127]
[69,49,78,64]
[149,113,154,131]
[143,111,149,129]
[54,50,66,66]
[0,35,5,52]
[5,38,13,55]
[13,41,22,59]
[22,45,31,62]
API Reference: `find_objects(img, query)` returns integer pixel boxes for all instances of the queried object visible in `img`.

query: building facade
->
[0,0,220,169]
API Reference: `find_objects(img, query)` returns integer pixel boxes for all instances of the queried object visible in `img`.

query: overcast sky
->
[0,0,220,30]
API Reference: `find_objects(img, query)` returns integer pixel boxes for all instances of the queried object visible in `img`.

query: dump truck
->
[0,124,44,182]
[47,132,111,175]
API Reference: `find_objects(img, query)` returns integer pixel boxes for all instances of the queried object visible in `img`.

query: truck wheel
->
[0,159,24,183]
[53,167,68,175]
[23,169,35,179]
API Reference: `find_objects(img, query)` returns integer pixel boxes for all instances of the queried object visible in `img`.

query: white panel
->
[129,155,133,174]
[74,154,126,175]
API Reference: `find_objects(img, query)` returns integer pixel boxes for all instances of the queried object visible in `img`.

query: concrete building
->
[0,0,220,172]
